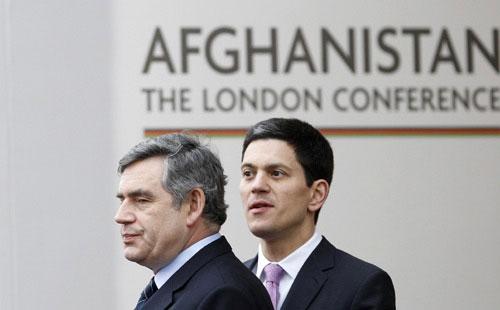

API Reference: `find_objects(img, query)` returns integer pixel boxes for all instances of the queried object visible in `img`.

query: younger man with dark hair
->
[240,118,396,309]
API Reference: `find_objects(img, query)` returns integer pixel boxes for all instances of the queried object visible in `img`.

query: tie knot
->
[264,263,285,283]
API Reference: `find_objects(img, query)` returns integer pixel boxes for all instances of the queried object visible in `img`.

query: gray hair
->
[117,133,228,226]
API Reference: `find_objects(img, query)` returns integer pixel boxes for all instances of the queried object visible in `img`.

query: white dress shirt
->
[154,233,221,289]
[255,231,322,310]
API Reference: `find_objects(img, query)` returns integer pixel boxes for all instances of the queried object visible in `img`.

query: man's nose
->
[251,172,270,193]
[114,201,135,224]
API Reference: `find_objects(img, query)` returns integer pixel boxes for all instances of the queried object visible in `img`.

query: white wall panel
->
[1,1,115,309]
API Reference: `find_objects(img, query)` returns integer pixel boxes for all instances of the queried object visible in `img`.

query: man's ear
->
[308,179,329,213]
[185,188,206,227]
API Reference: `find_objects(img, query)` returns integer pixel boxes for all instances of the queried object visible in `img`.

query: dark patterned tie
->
[135,277,158,310]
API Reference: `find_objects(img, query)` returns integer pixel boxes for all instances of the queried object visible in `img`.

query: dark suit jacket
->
[245,237,396,310]
[142,236,273,310]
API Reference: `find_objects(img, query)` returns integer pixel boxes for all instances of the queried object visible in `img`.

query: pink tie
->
[263,263,285,309]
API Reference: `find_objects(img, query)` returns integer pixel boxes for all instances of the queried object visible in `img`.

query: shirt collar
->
[256,231,322,281]
[154,233,221,289]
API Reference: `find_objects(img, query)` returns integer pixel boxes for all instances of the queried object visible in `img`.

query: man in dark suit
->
[115,133,273,310]
[239,118,396,309]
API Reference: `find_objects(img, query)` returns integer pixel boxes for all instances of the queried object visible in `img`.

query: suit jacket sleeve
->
[350,269,396,310]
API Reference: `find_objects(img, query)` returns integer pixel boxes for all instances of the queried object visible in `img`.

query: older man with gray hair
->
[115,133,272,310]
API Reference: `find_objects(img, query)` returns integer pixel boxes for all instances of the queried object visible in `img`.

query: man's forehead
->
[119,157,165,189]
[242,139,299,166]
[245,138,295,153]
[122,156,165,176]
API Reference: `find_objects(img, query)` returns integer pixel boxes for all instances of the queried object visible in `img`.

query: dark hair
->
[242,118,333,223]
[118,133,228,226]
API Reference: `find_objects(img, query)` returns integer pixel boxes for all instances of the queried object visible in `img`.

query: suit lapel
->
[281,237,336,310]
[144,237,232,310]
[244,255,258,271]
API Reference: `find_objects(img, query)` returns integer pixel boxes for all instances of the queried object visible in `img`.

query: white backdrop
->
[1,1,499,309]
[112,1,500,309]
[0,1,115,309]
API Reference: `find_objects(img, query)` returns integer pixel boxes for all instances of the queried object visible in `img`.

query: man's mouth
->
[121,232,141,243]
[248,200,274,214]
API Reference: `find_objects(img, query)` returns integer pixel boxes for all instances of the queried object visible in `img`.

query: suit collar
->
[245,237,337,310]
[255,232,322,282]
[154,233,221,289]
[143,236,232,310]
[244,255,258,272]
[281,237,336,309]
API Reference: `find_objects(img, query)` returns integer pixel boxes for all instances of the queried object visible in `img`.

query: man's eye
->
[271,170,284,177]
[242,170,253,177]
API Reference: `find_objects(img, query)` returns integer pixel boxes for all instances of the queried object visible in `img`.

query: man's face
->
[240,139,316,241]
[115,156,188,272]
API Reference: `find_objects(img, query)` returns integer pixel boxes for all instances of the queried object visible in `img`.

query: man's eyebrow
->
[116,189,154,199]
[240,162,291,171]
[267,163,287,170]
[240,163,255,170]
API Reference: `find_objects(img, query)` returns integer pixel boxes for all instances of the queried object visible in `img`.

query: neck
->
[184,222,219,250]
[260,225,315,261]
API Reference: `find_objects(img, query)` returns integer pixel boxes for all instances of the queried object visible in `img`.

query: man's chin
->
[123,248,144,263]
[249,223,276,240]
